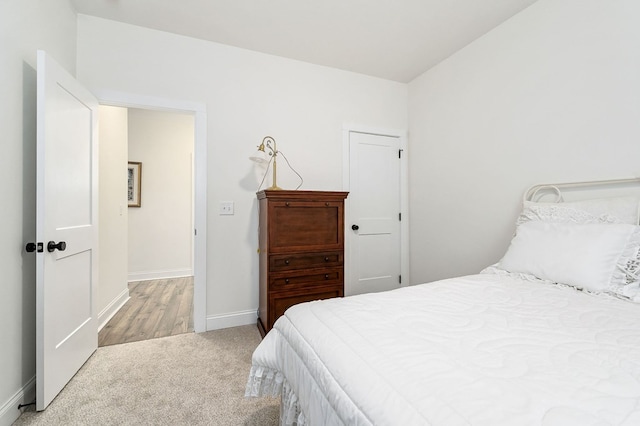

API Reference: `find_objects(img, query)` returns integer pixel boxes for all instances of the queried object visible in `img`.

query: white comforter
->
[246,273,640,425]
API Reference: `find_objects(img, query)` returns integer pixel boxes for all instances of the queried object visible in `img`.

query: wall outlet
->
[219,201,234,215]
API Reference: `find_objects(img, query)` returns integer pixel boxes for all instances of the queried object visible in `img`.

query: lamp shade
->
[249,149,269,164]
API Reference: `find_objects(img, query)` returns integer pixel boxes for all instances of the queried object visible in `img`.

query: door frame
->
[97,89,207,333]
[342,124,410,293]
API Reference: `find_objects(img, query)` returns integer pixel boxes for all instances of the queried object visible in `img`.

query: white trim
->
[206,310,257,330]
[342,123,410,291]
[0,376,35,426]
[95,90,206,115]
[95,89,208,333]
[399,132,410,287]
[192,102,208,334]
[342,128,352,292]
[127,269,193,282]
[97,288,130,332]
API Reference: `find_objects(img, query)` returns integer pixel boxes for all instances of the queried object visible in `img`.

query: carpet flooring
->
[14,325,279,425]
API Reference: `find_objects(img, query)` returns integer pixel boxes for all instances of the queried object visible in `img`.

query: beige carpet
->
[14,325,279,425]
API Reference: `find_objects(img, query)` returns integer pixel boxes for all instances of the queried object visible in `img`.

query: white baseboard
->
[98,288,130,332]
[206,309,257,331]
[0,376,35,426]
[128,269,192,282]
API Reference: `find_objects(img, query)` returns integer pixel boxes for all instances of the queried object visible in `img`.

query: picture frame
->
[128,161,142,207]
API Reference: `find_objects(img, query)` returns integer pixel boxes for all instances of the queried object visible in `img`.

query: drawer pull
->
[284,259,290,265]
[325,274,329,279]
[285,279,290,284]
[285,202,290,207]
[325,202,330,206]
[324,257,329,262]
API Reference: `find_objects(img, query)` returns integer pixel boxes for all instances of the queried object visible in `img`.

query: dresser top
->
[257,190,349,201]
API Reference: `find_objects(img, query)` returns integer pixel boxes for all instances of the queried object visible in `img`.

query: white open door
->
[35,50,99,410]
[347,131,402,295]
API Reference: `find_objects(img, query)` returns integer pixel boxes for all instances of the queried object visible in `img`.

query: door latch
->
[25,242,44,253]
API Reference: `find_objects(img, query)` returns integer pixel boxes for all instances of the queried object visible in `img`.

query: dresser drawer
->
[269,252,343,271]
[269,285,343,329]
[270,267,342,290]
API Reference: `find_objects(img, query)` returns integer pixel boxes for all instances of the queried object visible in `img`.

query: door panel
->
[348,131,401,295]
[36,50,98,411]
[50,84,92,228]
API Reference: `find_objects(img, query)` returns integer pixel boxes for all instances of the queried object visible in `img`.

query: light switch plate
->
[220,201,234,215]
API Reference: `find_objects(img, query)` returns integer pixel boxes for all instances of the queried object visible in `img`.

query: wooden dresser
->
[257,190,349,337]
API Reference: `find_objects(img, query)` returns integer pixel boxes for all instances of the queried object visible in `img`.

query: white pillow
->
[517,196,640,226]
[498,221,640,299]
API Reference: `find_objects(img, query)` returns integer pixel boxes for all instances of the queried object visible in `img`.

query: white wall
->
[127,108,194,281]
[76,15,408,326]
[408,0,640,284]
[98,105,129,328]
[0,1,77,424]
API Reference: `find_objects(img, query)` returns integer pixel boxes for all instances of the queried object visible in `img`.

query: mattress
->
[246,272,640,425]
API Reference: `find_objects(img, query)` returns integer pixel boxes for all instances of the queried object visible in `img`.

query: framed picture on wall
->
[128,161,142,207]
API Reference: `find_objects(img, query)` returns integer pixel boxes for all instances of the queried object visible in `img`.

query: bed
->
[246,178,640,425]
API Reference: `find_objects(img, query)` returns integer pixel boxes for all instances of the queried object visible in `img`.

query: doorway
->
[97,106,196,346]
[94,94,207,348]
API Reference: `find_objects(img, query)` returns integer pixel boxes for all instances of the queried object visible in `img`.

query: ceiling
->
[70,0,538,83]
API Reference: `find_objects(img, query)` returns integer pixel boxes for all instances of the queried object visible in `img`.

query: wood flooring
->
[98,277,194,347]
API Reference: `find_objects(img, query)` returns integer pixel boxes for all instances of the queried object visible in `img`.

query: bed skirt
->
[245,365,307,426]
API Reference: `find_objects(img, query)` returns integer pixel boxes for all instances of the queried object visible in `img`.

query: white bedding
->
[246,272,640,425]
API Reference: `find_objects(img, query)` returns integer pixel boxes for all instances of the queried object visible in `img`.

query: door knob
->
[47,241,67,253]
[351,224,359,231]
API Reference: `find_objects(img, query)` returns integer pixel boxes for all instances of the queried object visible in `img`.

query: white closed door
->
[35,50,99,410]
[347,131,401,295]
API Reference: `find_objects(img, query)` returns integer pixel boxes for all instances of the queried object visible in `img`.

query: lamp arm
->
[262,136,278,157]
